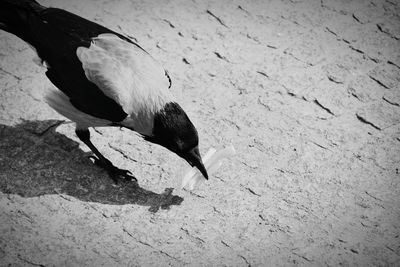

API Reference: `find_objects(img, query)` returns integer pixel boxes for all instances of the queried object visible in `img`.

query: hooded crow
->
[0,0,208,182]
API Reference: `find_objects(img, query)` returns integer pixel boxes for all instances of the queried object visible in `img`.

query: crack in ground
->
[365,191,383,202]
[237,5,250,16]
[17,254,45,267]
[368,75,390,89]
[107,144,160,167]
[257,97,272,111]
[108,144,138,162]
[325,27,338,37]
[383,96,400,107]
[221,240,230,247]
[17,209,34,224]
[163,19,175,28]
[368,56,381,63]
[352,13,363,24]
[213,206,223,215]
[387,60,400,70]
[256,71,270,78]
[86,203,106,217]
[280,15,303,27]
[220,240,251,266]
[206,10,229,28]
[377,24,399,40]
[320,0,348,15]
[385,245,395,253]
[223,118,241,130]
[189,191,205,198]
[122,228,181,262]
[241,160,258,169]
[292,251,313,262]
[348,45,364,54]
[214,51,230,62]
[243,32,261,44]
[239,255,251,267]
[324,27,390,66]
[327,74,344,84]
[180,227,206,247]
[356,113,381,130]
[283,50,314,67]
[313,99,335,115]
[309,140,331,151]
[245,187,261,197]
[278,83,308,101]
[93,128,104,135]
[0,66,22,80]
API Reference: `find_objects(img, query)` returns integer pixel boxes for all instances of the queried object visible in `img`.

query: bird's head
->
[144,102,208,179]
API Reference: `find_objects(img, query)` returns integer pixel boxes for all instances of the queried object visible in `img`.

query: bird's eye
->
[175,138,184,149]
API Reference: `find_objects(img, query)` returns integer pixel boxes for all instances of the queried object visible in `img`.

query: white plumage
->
[45,88,112,129]
[47,33,173,134]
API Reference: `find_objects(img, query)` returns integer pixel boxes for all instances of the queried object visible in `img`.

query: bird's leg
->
[75,128,136,183]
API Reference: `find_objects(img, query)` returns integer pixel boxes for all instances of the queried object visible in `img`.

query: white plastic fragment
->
[181,147,216,191]
[181,145,236,191]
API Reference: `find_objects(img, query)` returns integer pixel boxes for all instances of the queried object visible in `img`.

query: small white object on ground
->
[181,145,236,191]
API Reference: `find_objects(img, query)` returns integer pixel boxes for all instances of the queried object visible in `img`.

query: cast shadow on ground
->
[0,120,183,212]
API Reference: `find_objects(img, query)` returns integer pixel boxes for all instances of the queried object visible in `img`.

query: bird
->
[0,0,208,183]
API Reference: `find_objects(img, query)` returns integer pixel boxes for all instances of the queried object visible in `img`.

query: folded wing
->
[76,34,172,118]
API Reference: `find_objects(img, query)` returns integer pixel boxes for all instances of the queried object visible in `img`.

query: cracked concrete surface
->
[0,0,399,266]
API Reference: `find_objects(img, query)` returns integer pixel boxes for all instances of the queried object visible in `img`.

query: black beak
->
[183,146,209,180]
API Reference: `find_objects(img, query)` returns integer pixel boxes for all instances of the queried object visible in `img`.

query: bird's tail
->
[0,0,45,42]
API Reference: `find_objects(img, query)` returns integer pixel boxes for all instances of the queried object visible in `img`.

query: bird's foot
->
[89,156,137,184]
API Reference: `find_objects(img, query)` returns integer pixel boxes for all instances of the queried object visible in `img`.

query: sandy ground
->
[0,0,399,266]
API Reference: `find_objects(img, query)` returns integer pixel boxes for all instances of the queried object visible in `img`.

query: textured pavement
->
[0,0,399,266]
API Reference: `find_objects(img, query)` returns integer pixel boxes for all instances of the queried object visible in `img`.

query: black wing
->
[1,2,145,122]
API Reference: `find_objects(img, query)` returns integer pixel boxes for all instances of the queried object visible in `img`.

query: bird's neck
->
[120,96,174,136]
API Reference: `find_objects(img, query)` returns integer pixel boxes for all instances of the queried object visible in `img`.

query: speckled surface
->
[0,0,399,266]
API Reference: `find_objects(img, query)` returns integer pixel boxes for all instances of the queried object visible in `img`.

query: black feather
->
[149,102,199,153]
[0,0,148,122]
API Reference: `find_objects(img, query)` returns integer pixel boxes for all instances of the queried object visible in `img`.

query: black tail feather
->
[0,0,43,11]
[0,0,45,45]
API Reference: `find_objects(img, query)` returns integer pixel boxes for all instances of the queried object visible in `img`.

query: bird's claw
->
[88,155,137,184]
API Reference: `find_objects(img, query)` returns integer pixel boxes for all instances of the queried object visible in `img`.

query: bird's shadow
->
[0,120,183,212]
